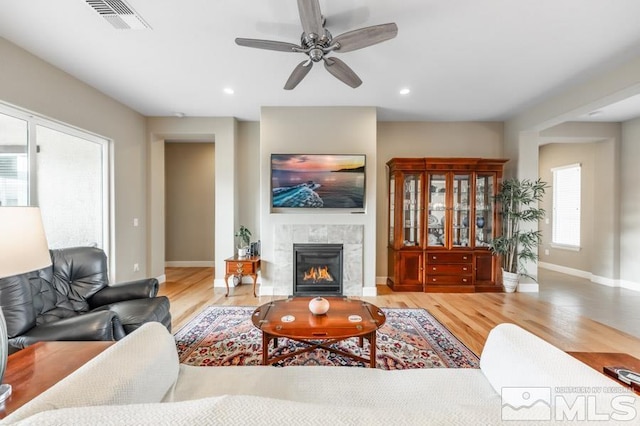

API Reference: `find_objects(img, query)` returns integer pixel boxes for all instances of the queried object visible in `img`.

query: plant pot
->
[237,247,248,257]
[502,269,519,293]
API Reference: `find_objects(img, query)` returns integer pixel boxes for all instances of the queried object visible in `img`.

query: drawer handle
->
[432,267,437,271]
[462,267,468,271]
[462,256,468,260]
[432,256,437,260]
[432,278,437,282]
[462,278,468,282]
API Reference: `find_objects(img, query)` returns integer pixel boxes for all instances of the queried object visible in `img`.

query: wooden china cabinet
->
[386,158,507,292]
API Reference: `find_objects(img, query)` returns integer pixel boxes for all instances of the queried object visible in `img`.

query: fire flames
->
[303,266,334,282]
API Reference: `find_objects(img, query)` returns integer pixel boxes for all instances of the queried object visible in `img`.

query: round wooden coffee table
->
[251,297,386,368]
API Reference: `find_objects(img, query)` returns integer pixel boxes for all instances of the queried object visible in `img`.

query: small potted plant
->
[489,178,547,292]
[235,225,252,257]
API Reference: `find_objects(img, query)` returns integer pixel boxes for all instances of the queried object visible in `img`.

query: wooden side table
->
[224,255,260,297]
[0,341,113,419]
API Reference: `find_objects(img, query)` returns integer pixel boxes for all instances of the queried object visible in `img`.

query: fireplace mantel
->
[272,224,364,296]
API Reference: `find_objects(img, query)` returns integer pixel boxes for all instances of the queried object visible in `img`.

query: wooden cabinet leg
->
[224,274,231,297]
[251,273,258,297]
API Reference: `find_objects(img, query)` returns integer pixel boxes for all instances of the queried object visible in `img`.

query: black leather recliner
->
[0,246,171,352]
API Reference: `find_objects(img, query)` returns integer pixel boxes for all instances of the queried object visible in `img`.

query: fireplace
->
[293,243,343,296]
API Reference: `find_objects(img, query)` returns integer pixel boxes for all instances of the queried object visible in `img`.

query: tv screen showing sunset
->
[271,154,365,208]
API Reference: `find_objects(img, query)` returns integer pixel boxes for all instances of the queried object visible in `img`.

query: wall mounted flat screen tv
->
[271,154,365,209]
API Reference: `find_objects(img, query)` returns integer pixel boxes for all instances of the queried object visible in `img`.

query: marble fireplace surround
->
[272,224,364,296]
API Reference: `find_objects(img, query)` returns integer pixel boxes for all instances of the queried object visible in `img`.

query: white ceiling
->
[2,0,640,122]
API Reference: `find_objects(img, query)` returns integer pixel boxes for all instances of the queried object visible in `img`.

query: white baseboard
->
[591,275,617,287]
[375,275,538,293]
[258,286,274,296]
[538,262,591,279]
[155,274,166,284]
[539,262,640,292]
[213,278,227,288]
[620,280,640,292]
[362,286,378,297]
[165,261,215,267]
[517,282,539,292]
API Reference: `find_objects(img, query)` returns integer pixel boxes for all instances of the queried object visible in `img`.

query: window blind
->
[0,111,29,206]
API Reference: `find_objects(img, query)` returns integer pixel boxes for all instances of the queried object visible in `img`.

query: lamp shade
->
[0,207,52,279]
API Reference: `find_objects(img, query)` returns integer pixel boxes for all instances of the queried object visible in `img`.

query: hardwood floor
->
[159,267,640,359]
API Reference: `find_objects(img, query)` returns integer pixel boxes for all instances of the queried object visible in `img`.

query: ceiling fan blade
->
[297,0,323,37]
[323,57,362,88]
[284,60,313,90]
[235,38,300,53]
[331,23,398,53]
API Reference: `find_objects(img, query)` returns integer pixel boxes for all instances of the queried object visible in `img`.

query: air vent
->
[85,0,151,30]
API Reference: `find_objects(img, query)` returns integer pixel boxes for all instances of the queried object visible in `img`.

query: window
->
[552,163,581,248]
[0,102,110,251]
[0,113,28,206]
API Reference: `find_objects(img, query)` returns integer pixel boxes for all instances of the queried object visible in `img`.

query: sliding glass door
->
[0,112,28,206]
[0,103,110,251]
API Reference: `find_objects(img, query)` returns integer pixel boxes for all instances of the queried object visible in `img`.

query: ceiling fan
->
[235,0,398,90]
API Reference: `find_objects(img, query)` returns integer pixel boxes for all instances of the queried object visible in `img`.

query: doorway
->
[164,142,215,266]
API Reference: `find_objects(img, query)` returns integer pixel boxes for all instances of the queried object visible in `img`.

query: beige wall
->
[0,37,147,282]
[504,55,640,290]
[259,107,377,295]
[165,143,215,264]
[538,122,620,283]
[233,120,506,283]
[238,121,261,241]
[6,30,640,291]
[375,122,504,278]
[621,117,640,287]
[146,117,238,282]
[538,143,595,273]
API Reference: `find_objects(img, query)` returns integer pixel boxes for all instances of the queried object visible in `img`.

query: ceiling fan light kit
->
[235,0,398,90]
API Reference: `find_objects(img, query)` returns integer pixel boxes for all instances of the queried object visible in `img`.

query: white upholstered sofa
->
[2,322,638,425]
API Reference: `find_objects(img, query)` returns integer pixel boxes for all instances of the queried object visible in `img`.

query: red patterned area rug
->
[174,306,479,369]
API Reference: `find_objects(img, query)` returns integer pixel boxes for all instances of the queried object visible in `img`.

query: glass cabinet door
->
[402,173,422,247]
[475,173,495,247]
[453,174,471,247]
[388,174,395,245]
[427,174,446,247]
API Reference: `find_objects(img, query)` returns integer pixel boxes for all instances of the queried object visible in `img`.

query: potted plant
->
[234,225,252,257]
[489,178,547,292]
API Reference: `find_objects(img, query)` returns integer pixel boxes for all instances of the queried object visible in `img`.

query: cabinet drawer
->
[425,275,473,285]
[426,252,472,264]
[226,262,256,275]
[427,264,472,275]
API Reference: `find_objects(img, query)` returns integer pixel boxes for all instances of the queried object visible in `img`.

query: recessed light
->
[223,87,235,95]
[399,88,411,95]
[588,110,603,117]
